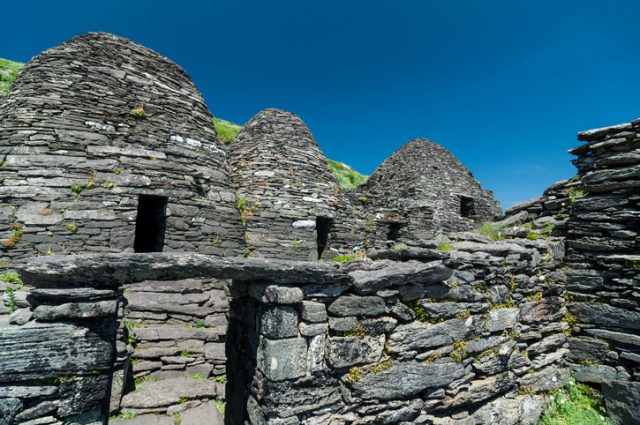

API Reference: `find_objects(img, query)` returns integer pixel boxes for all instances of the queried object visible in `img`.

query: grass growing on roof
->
[327,159,368,189]
[0,58,23,97]
[213,117,243,143]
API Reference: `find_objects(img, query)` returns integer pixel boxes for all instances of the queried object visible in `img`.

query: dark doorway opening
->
[387,222,404,241]
[134,195,168,253]
[460,196,476,219]
[316,217,333,259]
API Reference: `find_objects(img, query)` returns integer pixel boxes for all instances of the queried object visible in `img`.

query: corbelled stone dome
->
[362,138,501,234]
[0,32,245,263]
[228,109,340,260]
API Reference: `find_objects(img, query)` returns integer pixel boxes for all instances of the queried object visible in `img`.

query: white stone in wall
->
[292,220,316,229]
[254,170,275,178]
[303,196,323,203]
[170,134,201,148]
[84,121,115,132]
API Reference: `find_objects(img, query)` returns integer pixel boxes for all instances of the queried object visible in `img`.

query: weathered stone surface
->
[257,337,307,381]
[181,401,224,425]
[571,302,640,330]
[327,295,387,317]
[133,326,221,342]
[204,343,225,361]
[603,380,640,425]
[0,323,112,382]
[29,287,116,301]
[21,253,352,288]
[299,322,327,337]
[250,284,304,305]
[0,398,22,424]
[349,260,452,294]
[15,400,57,421]
[120,378,217,408]
[258,305,299,339]
[326,335,385,368]
[519,297,565,324]
[8,308,33,325]
[33,300,117,321]
[110,414,174,425]
[299,301,327,323]
[585,328,640,347]
[519,366,569,392]
[350,360,466,400]
[58,375,109,417]
[485,308,519,333]
[441,373,515,409]
[388,319,474,354]
[572,364,630,383]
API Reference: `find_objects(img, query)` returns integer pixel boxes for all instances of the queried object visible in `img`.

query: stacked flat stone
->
[0,32,245,266]
[359,138,502,240]
[228,109,341,260]
[2,253,347,424]
[228,234,569,425]
[111,277,229,415]
[564,119,640,425]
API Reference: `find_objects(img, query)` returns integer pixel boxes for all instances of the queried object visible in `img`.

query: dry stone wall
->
[0,32,245,266]
[0,240,570,425]
[1,253,348,425]
[227,234,569,425]
[564,119,640,424]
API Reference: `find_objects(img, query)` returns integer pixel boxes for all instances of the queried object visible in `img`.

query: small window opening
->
[387,222,404,241]
[460,196,476,219]
[316,217,333,259]
[134,195,168,253]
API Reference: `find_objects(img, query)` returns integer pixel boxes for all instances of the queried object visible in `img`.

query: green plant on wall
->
[537,377,614,425]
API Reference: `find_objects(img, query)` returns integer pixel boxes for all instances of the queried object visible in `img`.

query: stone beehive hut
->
[361,138,501,239]
[228,109,341,260]
[0,32,245,264]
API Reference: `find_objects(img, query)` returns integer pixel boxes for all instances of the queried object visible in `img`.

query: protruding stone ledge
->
[19,253,353,287]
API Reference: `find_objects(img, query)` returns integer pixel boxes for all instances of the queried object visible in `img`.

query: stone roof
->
[228,109,341,260]
[362,138,501,232]
[0,32,245,263]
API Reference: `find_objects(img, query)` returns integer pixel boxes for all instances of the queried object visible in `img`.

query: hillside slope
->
[0,58,23,96]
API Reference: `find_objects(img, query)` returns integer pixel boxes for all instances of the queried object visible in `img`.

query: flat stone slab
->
[350,360,466,400]
[182,401,224,425]
[120,378,217,409]
[110,414,174,425]
[0,322,112,382]
[20,253,353,287]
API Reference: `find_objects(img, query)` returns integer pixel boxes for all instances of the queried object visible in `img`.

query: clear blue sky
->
[2,1,639,208]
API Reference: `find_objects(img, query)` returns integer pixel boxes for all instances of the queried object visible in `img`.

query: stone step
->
[120,377,217,409]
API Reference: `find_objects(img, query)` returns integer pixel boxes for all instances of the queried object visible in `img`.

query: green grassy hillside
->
[213,117,243,143]
[0,58,23,96]
[327,159,368,189]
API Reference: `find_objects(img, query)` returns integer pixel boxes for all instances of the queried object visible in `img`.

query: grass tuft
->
[537,377,614,425]
[213,117,243,143]
[327,159,368,189]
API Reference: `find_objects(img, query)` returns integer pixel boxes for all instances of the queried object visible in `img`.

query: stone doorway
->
[134,195,168,253]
